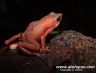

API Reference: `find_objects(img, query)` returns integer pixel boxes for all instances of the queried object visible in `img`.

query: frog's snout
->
[57,14,62,22]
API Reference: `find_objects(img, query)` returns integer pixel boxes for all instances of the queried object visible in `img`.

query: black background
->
[0,0,96,47]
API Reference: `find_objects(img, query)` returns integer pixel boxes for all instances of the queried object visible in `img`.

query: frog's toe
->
[40,48,49,53]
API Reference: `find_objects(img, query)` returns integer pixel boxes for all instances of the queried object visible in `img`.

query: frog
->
[5,12,63,55]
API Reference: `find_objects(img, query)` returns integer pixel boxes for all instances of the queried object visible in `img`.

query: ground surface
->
[0,30,96,73]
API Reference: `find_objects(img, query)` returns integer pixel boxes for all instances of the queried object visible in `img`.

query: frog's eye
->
[57,16,62,22]
[57,16,61,21]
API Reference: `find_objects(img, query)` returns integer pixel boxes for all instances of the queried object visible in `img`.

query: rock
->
[48,30,96,73]
[0,30,96,73]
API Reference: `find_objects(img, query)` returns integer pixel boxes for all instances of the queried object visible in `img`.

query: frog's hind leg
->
[18,47,41,57]
[18,47,33,55]
[5,33,21,45]
[17,41,40,53]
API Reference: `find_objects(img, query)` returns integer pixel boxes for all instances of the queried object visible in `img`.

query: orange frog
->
[5,12,63,55]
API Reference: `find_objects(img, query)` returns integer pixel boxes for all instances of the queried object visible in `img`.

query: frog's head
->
[41,12,63,28]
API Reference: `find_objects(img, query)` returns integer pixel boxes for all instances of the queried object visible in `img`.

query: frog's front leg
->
[17,41,40,54]
[40,28,54,53]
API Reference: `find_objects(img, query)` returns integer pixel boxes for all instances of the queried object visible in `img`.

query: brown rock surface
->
[0,30,96,73]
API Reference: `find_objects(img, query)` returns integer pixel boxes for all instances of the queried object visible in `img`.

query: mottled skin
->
[5,12,63,55]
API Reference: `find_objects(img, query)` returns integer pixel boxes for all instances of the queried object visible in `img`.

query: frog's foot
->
[9,43,17,50]
[5,40,10,45]
[40,47,49,53]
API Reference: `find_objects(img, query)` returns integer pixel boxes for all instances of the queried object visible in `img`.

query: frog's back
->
[25,21,40,32]
[23,20,44,42]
